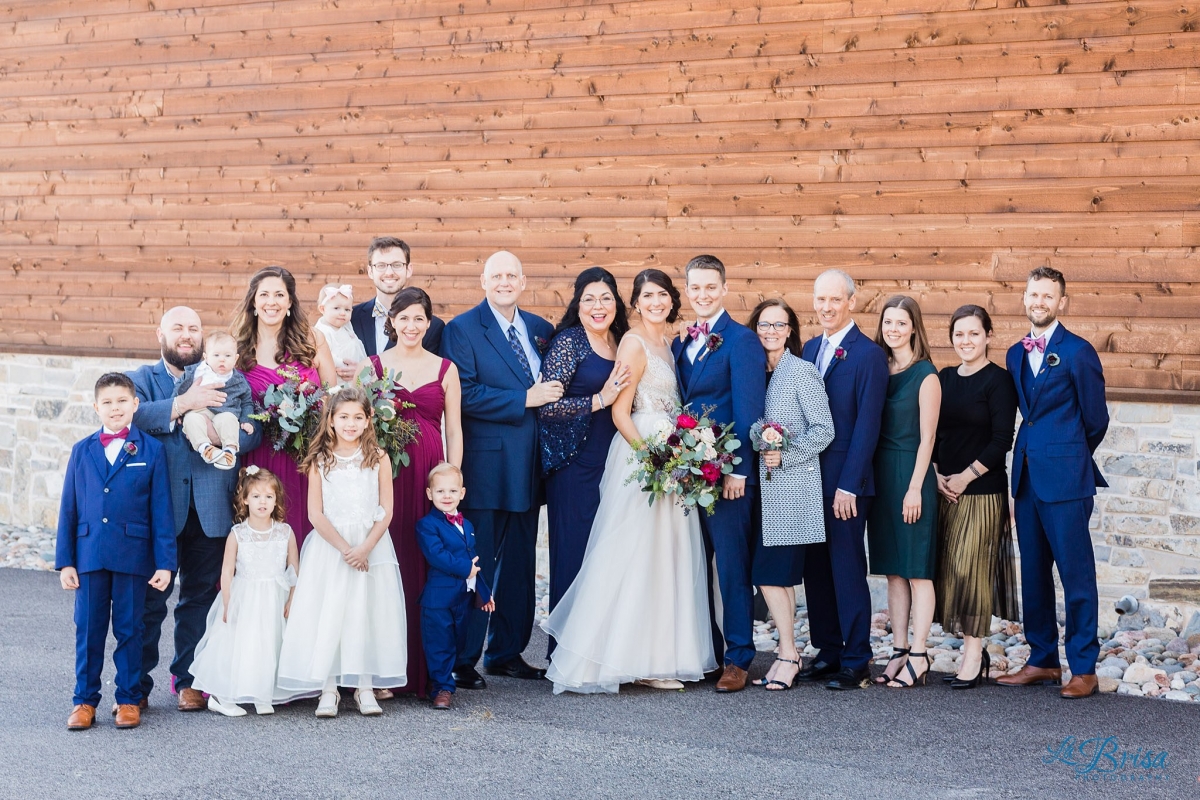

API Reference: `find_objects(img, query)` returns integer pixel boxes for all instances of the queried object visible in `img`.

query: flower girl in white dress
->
[276,386,407,717]
[191,465,299,716]
[313,284,368,380]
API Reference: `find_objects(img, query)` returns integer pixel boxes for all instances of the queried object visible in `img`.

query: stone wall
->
[2,351,1198,613]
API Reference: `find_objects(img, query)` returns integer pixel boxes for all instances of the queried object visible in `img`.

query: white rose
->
[761,427,784,446]
[654,419,673,436]
[703,444,718,461]
[698,427,716,444]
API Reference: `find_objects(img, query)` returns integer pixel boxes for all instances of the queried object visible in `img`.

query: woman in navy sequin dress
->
[538,268,632,652]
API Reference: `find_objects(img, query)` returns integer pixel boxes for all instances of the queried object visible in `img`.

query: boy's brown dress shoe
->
[1060,674,1099,699]
[67,704,96,730]
[996,665,1063,686]
[432,690,453,710]
[177,687,206,711]
[112,698,148,715]
[114,704,141,729]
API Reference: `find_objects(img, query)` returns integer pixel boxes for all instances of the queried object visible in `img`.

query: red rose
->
[700,462,721,484]
[677,414,698,429]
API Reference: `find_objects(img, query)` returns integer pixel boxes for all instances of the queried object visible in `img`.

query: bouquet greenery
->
[249,365,325,462]
[351,365,420,474]
[627,405,741,516]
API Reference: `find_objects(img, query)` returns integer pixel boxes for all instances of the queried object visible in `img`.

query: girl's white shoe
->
[315,691,340,718]
[254,703,274,715]
[354,689,383,716]
[208,696,247,717]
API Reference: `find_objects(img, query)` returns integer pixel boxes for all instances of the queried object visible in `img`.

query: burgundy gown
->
[243,362,321,549]
[371,355,452,698]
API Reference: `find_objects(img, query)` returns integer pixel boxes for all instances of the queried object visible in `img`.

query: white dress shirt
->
[686,308,727,363]
[817,321,857,374]
[488,301,542,377]
[1027,319,1059,377]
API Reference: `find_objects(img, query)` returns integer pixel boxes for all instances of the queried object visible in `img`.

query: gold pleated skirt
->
[934,492,1020,639]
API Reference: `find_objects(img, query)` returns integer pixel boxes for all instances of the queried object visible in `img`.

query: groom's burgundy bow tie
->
[1021,335,1047,353]
[687,321,710,341]
[99,428,129,447]
[444,511,464,527]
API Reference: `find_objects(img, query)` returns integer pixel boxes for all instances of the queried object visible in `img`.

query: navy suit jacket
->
[1007,323,1109,503]
[55,426,177,578]
[128,360,262,538]
[801,324,889,498]
[672,311,767,483]
[442,300,554,512]
[351,299,444,357]
[415,509,493,609]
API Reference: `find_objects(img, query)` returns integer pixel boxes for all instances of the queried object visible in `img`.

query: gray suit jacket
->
[128,360,263,538]
[760,351,835,546]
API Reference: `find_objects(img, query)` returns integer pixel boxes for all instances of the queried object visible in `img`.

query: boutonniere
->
[123,441,138,456]
[705,333,723,354]
[535,336,548,354]
[1046,353,1061,368]
[834,347,847,361]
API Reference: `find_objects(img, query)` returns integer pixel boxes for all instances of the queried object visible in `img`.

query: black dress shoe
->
[452,665,487,690]
[795,659,840,683]
[825,667,872,691]
[484,657,547,680]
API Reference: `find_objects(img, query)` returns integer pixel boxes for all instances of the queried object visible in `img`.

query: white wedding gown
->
[542,335,716,694]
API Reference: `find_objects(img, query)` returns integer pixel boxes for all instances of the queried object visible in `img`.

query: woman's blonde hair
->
[232,466,287,524]
[301,387,384,476]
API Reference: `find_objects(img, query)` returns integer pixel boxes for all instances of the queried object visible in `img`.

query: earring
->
[286,310,291,317]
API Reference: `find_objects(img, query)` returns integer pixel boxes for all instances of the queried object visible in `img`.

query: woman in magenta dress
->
[233,266,337,548]
[361,286,463,701]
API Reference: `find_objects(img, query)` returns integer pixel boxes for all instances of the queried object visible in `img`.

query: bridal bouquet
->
[350,366,420,473]
[249,365,326,462]
[627,406,741,516]
[749,420,792,481]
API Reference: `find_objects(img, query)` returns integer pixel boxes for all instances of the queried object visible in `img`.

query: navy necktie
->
[507,325,535,385]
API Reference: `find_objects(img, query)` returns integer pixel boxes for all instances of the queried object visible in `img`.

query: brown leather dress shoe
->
[114,704,141,729]
[996,665,1063,687]
[177,687,206,712]
[112,697,148,715]
[715,665,748,693]
[432,690,453,710]
[67,704,96,731]
[1060,674,1099,699]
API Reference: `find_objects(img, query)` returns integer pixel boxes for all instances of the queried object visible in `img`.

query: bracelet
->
[594,393,605,410]
[967,464,982,478]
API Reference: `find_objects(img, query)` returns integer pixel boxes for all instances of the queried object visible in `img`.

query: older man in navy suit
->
[798,269,888,691]
[349,237,445,376]
[672,255,766,693]
[442,251,559,688]
[998,266,1109,699]
[127,306,261,712]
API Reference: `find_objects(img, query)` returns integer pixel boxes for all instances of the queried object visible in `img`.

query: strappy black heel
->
[753,656,801,690]
[951,650,991,690]
[886,651,931,688]
[874,647,909,685]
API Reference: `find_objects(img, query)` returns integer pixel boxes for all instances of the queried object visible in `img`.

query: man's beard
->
[163,341,203,371]
[1026,308,1057,329]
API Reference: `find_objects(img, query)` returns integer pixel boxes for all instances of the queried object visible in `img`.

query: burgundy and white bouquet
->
[749,420,792,481]
[627,405,741,515]
[249,365,325,462]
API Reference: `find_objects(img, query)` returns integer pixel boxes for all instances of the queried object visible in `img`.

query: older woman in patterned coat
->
[748,299,835,691]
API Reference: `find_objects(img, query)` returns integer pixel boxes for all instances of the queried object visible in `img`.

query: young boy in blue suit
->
[415,463,494,710]
[56,373,176,730]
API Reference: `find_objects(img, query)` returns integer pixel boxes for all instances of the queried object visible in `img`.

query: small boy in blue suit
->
[415,462,494,710]
[56,373,176,731]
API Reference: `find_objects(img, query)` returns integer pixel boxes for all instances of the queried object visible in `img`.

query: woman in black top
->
[932,305,1020,689]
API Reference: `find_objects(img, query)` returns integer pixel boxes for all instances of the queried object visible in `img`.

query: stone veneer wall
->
[3,352,1199,612]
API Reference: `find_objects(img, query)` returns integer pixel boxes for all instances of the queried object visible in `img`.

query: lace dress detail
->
[537,325,616,474]
[191,520,296,704]
[320,449,388,539]
[630,335,680,416]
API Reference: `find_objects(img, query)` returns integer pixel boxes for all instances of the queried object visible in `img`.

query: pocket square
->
[125,462,147,467]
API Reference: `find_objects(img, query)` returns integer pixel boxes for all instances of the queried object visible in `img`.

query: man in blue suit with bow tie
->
[442,251,558,688]
[127,306,261,713]
[999,266,1109,699]
[57,373,176,730]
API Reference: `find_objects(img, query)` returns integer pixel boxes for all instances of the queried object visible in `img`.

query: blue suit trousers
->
[422,597,471,695]
[803,496,874,672]
[74,570,147,707]
[459,507,540,668]
[699,489,756,670]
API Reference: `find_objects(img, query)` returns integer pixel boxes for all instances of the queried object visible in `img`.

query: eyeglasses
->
[580,295,616,308]
[370,261,408,274]
[756,321,790,332]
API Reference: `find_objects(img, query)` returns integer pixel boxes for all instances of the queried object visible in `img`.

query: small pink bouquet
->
[749,420,792,481]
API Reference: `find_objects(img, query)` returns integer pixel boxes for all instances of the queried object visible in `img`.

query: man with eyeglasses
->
[350,237,446,373]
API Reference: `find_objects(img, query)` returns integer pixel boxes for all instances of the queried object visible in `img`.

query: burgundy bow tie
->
[100,428,129,447]
[444,511,464,527]
[687,321,710,341]
[1021,335,1047,353]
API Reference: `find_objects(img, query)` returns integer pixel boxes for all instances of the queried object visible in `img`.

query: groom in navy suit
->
[673,255,766,692]
[442,251,560,688]
[798,269,888,690]
[998,266,1109,699]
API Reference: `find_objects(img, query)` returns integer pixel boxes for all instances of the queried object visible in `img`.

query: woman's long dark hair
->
[552,267,629,339]
[629,268,682,323]
[232,266,317,371]
[748,298,802,356]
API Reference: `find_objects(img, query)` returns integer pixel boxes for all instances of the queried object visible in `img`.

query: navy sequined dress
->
[537,326,617,625]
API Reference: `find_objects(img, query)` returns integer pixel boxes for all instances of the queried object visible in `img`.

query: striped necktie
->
[507,325,535,385]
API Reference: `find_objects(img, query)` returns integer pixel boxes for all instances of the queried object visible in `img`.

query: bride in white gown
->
[542,270,716,694]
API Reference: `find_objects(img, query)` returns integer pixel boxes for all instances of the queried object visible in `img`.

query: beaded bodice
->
[630,335,680,415]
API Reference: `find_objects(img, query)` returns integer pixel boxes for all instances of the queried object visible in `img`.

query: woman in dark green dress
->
[867,295,941,689]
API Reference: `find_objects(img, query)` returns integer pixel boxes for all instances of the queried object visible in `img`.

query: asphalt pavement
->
[0,567,1193,799]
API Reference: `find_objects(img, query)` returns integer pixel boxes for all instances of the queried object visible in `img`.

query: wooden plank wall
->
[2,0,1199,394]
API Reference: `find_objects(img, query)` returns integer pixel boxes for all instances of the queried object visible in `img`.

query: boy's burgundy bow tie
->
[100,428,129,446]
[687,321,710,341]
[1021,335,1046,353]
[444,512,464,526]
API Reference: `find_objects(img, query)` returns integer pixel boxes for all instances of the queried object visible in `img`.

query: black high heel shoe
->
[886,651,931,688]
[874,647,909,685]
[950,650,991,690]
[752,656,800,688]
